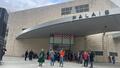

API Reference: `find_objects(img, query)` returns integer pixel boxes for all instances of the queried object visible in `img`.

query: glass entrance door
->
[52,44,71,51]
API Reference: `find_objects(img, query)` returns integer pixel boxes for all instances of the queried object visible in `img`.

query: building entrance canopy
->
[16,8,120,39]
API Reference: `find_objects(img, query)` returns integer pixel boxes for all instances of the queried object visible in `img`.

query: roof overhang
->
[16,8,120,39]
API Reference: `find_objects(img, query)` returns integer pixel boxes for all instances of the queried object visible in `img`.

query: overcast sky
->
[0,0,120,12]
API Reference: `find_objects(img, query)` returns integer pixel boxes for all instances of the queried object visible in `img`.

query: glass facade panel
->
[61,7,72,15]
[75,4,89,13]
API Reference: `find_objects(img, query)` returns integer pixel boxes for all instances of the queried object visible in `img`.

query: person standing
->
[77,51,80,63]
[59,49,65,67]
[0,46,6,62]
[89,51,95,68]
[82,51,89,67]
[112,55,116,64]
[47,50,50,60]
[108,56,112,63]
[57,51,60,62]
[0,47,3,62]
[38,49,45,67]
[50,49,55,66]
[25,50,28,61]
[80,51,83,64]
[28,50,34,61]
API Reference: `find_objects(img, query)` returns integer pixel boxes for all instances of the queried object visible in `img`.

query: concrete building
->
[6,0,120,62]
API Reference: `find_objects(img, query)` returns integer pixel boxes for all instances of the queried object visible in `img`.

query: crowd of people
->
[24,49,117,68]
[36,49,95,68]
[38,48,65,67]
[24,50,38,61]
[0,46,117,68]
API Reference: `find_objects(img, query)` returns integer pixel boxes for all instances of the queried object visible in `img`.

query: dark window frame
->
[61,7,72,15]
[75,4,89,13]
[109,52,118,56]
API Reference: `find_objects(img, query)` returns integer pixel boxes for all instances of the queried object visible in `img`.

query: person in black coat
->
[112,55,115,64]
[89,51,95,68]
[28,50,34,61]
[0,46,6,62]
[25,50,28,61]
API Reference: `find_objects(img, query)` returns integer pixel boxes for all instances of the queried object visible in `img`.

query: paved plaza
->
[0,57,120,68]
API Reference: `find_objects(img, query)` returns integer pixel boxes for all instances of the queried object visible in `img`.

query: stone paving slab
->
[0,57,120,68]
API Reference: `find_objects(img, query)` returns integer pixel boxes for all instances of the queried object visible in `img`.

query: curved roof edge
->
[16,8,120,39]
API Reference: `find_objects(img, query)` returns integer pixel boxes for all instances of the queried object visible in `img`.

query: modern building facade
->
[6,0,120,62]
[0,7,8,50]
[0,8,8,61]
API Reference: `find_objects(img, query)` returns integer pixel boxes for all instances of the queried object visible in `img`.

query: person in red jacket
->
[59,49,65,67]
[82,51,89,67]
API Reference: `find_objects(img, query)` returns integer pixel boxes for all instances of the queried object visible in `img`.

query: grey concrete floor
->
[0,57,120,68]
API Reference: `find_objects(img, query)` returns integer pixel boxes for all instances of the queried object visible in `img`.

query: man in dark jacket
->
[90,51,95,68]
[0,46,6,62]
[25,50,28,61]
[112,55,115,64]
[28,50,34,61]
